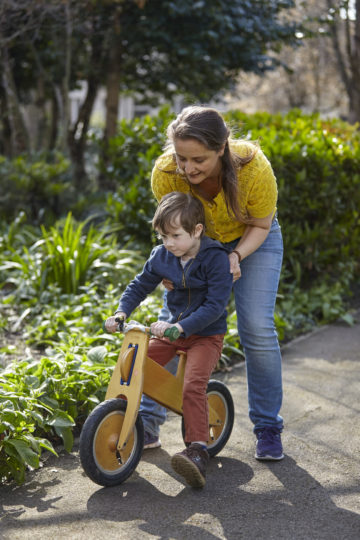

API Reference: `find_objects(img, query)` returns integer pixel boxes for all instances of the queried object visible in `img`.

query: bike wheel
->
[181,379,234,457]
[79,398,144,487]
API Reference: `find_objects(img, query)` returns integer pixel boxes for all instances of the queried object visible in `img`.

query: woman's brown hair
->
[164,105,256,222]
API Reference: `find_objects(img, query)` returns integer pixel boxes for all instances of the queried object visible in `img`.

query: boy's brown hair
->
[152,192,205,236]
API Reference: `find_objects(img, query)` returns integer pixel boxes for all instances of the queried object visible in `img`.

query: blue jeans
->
[140,217,284,435]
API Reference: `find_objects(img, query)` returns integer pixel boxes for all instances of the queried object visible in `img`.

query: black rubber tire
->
[181,379,234,457]
[79,398,144,487]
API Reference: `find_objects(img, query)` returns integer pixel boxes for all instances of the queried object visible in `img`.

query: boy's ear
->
[194,223,204,238]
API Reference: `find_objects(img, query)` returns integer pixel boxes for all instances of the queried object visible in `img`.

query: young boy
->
[105,192,233,488]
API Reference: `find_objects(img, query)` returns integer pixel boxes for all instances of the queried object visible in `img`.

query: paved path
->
[1,312,360,539]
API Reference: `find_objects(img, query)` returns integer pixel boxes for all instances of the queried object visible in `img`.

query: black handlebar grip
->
[115,317,125,332]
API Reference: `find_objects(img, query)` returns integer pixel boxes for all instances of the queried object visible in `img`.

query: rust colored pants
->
[147,333,224,443]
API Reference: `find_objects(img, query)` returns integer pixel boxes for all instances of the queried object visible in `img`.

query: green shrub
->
[0,383,59,485]
[99,108,360,330]
[95,108,360,288]
[0,213,144,299]
[225,110,360,289]
[95,107,173,245]
[0,341,116,484]
[0,153,72,224]
[36,213,118,294]
[1,109,360,484]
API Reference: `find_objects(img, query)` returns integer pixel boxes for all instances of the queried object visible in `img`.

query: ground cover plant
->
[1,109,359,484]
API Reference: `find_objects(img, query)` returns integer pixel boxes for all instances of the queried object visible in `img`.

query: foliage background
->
[1,108,359,484]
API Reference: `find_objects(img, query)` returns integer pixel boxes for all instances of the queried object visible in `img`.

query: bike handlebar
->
[163,325,180,341]
[102,317,180,342]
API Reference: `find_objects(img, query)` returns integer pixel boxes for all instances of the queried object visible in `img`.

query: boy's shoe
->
[143,431,161,450]
[171,443,209,488]
[255,427,284,460]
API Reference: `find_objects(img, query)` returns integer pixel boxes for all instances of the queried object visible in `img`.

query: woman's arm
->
[229,212,273,280]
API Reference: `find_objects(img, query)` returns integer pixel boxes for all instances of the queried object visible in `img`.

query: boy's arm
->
[178,251,233,337]
[114,254,163,320]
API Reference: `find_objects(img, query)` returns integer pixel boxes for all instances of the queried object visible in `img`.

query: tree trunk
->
[100,51,122,191]
[34,78,47,152]
[348,86,360,124]
[67,76,99,190]
[326,0,360,124]
[67,16,109,191]
[104,52,122,141]
[348,0,360,123]
[100,12,123,191]
[49,94,59,152]
[59,0,72,152]
[0,42,29,155]
[0,91,12,156]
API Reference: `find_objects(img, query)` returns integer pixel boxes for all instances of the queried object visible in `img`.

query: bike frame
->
[105,326,224,461]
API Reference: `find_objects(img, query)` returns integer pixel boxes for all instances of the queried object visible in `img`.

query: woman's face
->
[174,138,224,184]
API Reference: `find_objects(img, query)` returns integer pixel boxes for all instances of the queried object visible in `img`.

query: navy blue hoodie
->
[117,236,233,338]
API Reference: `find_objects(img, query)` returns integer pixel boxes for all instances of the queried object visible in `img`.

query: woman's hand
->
[162,278,174,291]
[229,252,242,282]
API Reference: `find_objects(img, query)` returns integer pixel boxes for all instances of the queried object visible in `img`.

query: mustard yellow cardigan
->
[151,140,278,243]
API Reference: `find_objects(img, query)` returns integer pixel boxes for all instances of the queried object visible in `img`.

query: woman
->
[141,105,284,460]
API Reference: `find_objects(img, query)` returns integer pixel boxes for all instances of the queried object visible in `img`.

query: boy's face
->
[157,217,203,260]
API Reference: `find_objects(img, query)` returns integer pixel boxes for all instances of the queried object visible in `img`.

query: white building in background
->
[69,82,185,125]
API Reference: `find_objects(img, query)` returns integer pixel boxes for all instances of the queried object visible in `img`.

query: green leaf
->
[87,346,107,363]
[5,438,40,469]
[340,313,355,326]
[54,426,74,452]
[39,396,59,409]
[46,410,75,428]
[38,438,59,456]
[11,307,32,332]
[29,410,46,426]
[24,375,41,388]
[2,455,26,485]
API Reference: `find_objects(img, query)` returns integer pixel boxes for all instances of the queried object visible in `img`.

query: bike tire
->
[79,398,144,487]
[181,379,234,457]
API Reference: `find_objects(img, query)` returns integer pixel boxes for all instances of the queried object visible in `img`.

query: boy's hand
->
[105,313,126,333]
[150,321,183,338]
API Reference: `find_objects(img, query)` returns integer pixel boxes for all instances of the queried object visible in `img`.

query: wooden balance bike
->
[79,318,235,487]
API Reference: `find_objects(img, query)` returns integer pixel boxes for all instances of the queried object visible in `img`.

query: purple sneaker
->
[255,427,284,460]
[143,431,161,450]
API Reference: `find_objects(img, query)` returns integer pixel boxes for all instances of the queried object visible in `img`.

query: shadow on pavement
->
[84,455,360,539]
